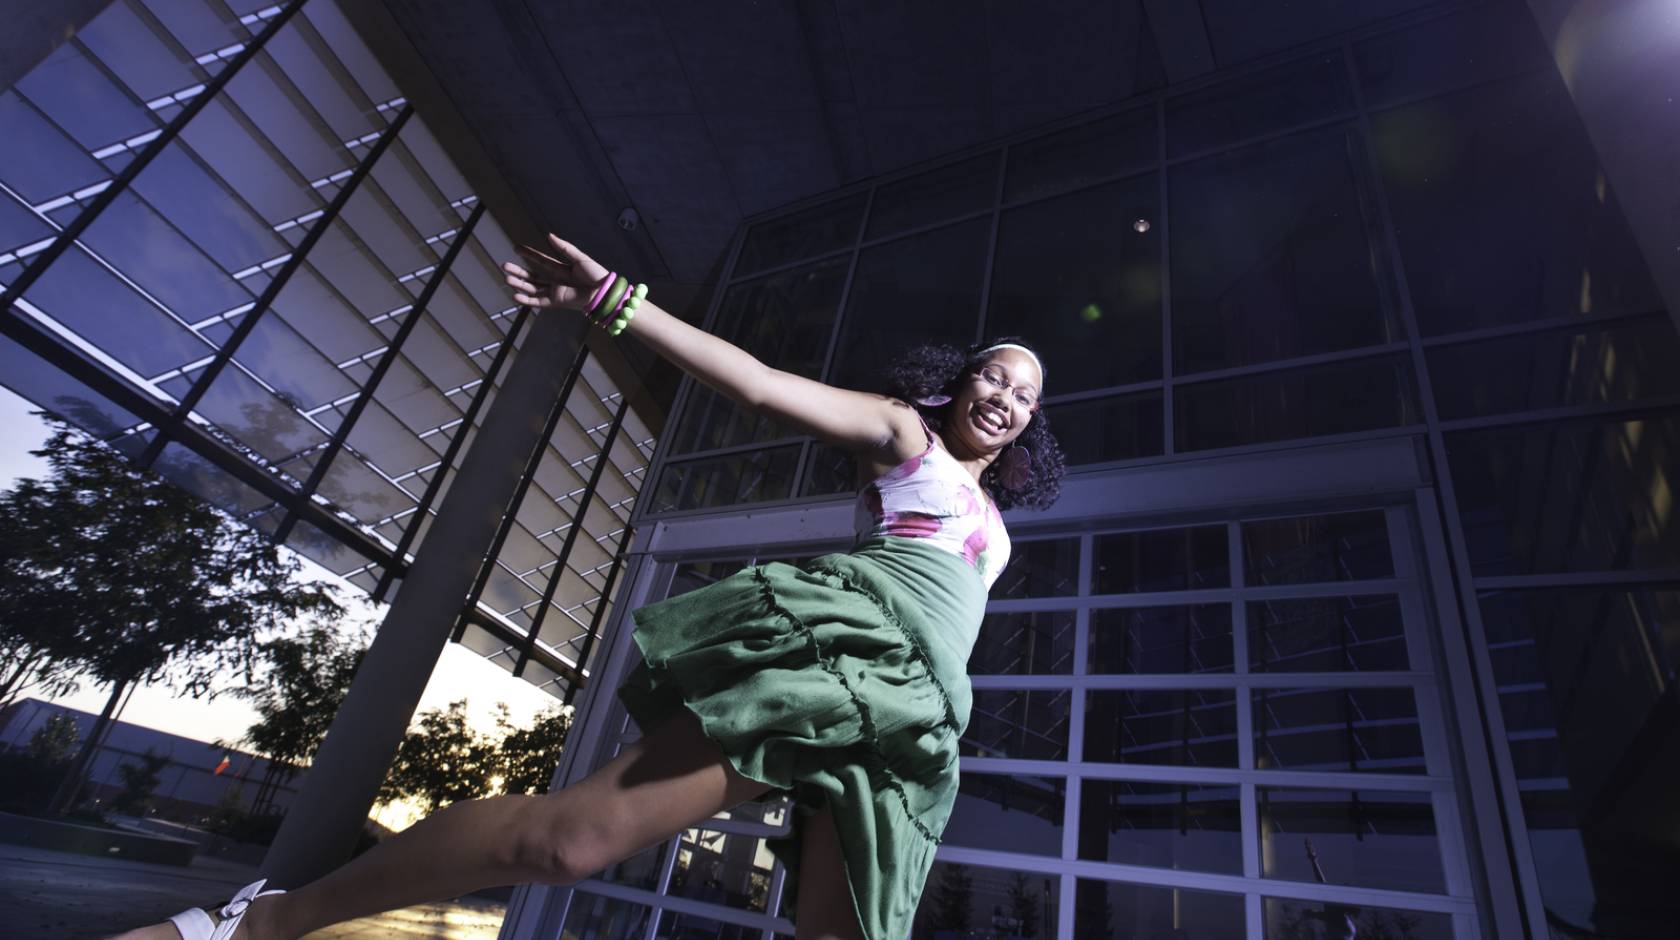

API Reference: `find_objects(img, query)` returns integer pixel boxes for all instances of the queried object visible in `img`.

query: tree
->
[376,699,502,813]
[1006,872,1039,939]
[110,750,170,816]
[931,863,974,934]
[495,705,572,796]
[0,417,341,815]
[25,713,80,763]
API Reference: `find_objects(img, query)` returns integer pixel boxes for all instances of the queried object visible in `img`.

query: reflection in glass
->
[670,827,773,914]
[668,559,750,599]
[1354,0,1552,109]
[1084,690,1238,767]
[1479,589,1680,935]
[993,538,1080,599]
[1077,780,1242,874]
[798,441,856,498]
[1243,510,1393,586]
[945,773,1065,857]
[595,840,665,890]
[1045,391,1164,466]
[560,891,652,940]
[1003,108,1156,203]
[867,153,997,239]
[1260,787,1445,893]
[654,445,803,513]
[1446,414,1680,576]
[1170,125,1396,374]
[735,193,865,276]
[1088,605,1233,674]
[1373,71,1661,336]
[964,690,1070,761]
[971,611,1076,676]
[1249,596,1409,672]
[1076,878,1244,940]
[1176,354,1420,452]
[1263,896,1452,940]
[912,862,1057,940]
[826,219,988,393]
[1094,526,1228,594]
[1167,53,1353,158]
[988,173,1162,393]
[1428,317,1680,421]
[1254,688,1425,774]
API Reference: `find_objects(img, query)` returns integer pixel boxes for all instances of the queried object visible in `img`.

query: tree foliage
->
[235,624,369,776]
[110,750,170,816]
[376,699,501,812]
[495,705,572,796]
[931,862,974,933]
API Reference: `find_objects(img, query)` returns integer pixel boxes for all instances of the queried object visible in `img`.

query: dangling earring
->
[998,441,1032,490]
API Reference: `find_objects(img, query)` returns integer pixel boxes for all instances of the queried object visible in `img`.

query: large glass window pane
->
[964,690,1070,761]
[79,191,256,321]
[1088,605,1234,674]
[1446,414,1680,575]
[1254,687,1426,774]
[179,97,322,226]
[734,193,865,276]
[1167,53,1353,158]
[1085,690,1238,767]
[1175,354,1420,452]
[988,173,1162,392]
[1094,525,1228,594]
[913,863,1059,940]
[559,892,652,940]
[1478,588,1680,937]
[1260,787,1445,893]
[76,0,205,104]
[1263,896,1452,940]
[1428,317,1680,421]
[971,611,1076,676]
[825,219,988,392]
[1075,878,1244,940]
[866,153,997,239]
[1250,596,1409,673]
[20,248,210,377]
[672,259,848,455]
[1170,126,1397,374]
[1046,391,1164,466]
[944,772,1065,857]
[14,43,159,151]
[993,537,1079,599]
[1354,0,1553,109]
[1077,780,1243,874]
[798,441,856,498]
[1374,71,1661,336]
[130,142,292,275]
[0,91,111,206]
[1243,509,1393,586]
[653,445,803,513]
[669,826,774,914]
[1004,107,1156,203]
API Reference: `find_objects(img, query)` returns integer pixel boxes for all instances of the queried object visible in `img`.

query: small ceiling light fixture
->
[618,207,640,232]
[1133,218,1151,233]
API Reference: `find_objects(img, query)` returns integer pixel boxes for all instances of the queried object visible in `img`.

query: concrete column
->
[262,309,580,888]
[1524,0,1680,335]
[0,0,112,92]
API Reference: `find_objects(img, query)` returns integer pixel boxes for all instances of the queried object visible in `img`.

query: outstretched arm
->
[503,236,920,459]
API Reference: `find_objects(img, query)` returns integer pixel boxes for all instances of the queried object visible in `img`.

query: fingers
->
[547,233,579,258]
[512,292,550,308]
[516,243,571,268]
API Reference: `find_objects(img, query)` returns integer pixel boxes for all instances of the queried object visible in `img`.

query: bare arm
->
[503,237,920,459]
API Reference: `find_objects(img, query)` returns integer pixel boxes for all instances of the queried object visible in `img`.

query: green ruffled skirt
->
[616,536,985,940]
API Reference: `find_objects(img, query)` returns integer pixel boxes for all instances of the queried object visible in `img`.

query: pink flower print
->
[882,454,923,483]
[961,521,989,565]
[954,484,980,516]
[885,510,942,538]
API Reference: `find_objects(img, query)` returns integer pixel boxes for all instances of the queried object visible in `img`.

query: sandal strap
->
[167,907,215,940]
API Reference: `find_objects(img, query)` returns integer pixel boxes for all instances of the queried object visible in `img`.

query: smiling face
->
[945,346,1044,457]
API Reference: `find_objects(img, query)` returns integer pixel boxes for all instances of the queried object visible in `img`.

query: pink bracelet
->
[585,271,616,315]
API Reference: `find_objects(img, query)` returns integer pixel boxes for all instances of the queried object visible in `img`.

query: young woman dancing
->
[114,234,1064,940]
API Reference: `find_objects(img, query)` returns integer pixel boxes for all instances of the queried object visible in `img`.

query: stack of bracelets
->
[582,272,647,337]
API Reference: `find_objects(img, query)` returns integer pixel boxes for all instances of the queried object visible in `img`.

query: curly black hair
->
[880,335,1065,511]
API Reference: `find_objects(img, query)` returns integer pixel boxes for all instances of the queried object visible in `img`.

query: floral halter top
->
[853,415,1013,591]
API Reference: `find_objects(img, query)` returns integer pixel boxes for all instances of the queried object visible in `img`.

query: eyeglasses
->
[977,364,1040,411]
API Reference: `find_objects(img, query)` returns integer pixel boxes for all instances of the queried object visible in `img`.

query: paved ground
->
[0,843,507,939]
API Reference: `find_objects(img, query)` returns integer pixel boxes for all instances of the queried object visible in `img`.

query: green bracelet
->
[608,283,647,336]
[595,275,629,326]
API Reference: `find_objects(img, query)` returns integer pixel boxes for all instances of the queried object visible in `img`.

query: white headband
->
[979,342,1046,389]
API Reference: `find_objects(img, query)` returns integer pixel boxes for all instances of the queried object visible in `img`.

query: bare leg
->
[111,708,770,940]
[791,805,867,940]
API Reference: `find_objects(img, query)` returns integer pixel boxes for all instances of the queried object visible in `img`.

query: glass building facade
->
[523,3,1680,940]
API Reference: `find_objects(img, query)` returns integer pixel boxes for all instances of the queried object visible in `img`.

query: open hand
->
[501,234,611,311]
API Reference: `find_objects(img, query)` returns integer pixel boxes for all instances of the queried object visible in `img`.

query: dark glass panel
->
[189,364,328,464]
[21,248,211,377]
[993,537,1079,599]
[866,153,997,239]
[988,173,1162,392]
[735,193,865,277]
[1077,780,1242,874]
[1046,391,1164,466]
[1428,318,1680,421]
[1263,897,1452,940]
[558,892,652,940]
[1243,510,1393,586]
[1075,878,1244,940]
[1004,107,1156,203]
[1260,787,1445,893]
[964,689,1070,761]
[1084,690,1239,767]
[151,442,276,518]
[669,827,773,914]
[14,43,158,151]
[222,60,350,183]
[0,90,112,206]
[1089,605,1234,674]
[595,840,665,890]
[912,863,1059,940]
[1,192,52,256]
[227,311,358,411]
[798,441,855,498]
[1355,0,1555,109]
[944,773,1065,858]
[971,610,1076,676]
[286,519,375,577]
[1253,687,1426,774]
[666,559,748,600]
[79,191,255,321]
[1175,354,1420,452]
[1445,414,1680,575]
[75,0,201,103]
[1170,125,1396,375]
[1479,589,1680,937]
[671,259,848,455]
[0,335,145,440]
[1250,596,1409,673]
[1093,526,1228,594]
[131,142,292,275]
[1373,71,1662,336]
[260,24,385,144]
[179,97,323,225]
[1167,54,1353,158]
[826,219,988,393]
[653,445,802,512]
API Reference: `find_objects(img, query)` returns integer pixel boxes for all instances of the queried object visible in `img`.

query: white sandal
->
[166,879,285,940]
